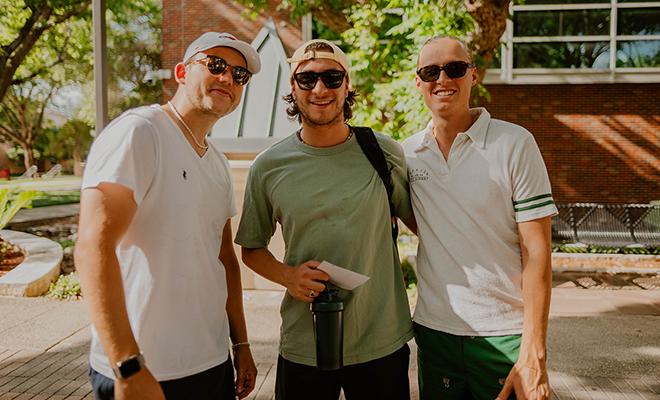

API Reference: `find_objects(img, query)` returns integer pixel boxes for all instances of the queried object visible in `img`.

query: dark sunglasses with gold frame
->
[187,55,252,86]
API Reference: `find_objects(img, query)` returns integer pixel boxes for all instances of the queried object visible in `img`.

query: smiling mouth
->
[309,99,334,106]
[433,89,457,97]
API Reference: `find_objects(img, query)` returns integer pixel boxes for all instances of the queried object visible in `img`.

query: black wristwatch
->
[112,353,145,379]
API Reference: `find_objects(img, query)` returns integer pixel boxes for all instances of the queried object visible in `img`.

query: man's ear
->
[415,75,423,91]
[290,78,298,100]
[174,63,186,84]
[470,67,478,87]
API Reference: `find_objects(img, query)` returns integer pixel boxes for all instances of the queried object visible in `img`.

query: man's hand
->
[496,361,550,400]
[115,368,165,400]
[284,261,329,302]
[234,346,257,399]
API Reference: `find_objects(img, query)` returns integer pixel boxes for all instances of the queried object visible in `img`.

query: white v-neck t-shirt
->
[403,108,557,336]
[82,105,236,380]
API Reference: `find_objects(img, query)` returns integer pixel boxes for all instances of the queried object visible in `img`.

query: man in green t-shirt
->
[235,39,416,400]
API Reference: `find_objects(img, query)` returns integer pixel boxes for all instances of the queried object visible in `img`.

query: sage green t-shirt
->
[235,131,414,366]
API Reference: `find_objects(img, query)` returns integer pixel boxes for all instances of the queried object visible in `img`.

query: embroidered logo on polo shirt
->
[409,168,430,183]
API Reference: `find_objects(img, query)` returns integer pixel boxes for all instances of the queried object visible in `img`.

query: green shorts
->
[413,322,520,400]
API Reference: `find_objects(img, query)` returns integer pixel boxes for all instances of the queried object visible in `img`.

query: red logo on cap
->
[218,33,236,40]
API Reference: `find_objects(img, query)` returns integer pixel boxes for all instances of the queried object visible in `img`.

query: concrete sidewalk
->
[1,288,659,399]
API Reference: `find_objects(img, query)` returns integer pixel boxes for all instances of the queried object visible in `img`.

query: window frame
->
[484,0,660,84]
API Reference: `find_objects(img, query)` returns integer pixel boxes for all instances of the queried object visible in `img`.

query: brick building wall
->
[161,0,302,99]
[484,84,660,204]
[162,1,659,205]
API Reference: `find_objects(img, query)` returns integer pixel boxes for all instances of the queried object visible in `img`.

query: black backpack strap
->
[352,126,399,242]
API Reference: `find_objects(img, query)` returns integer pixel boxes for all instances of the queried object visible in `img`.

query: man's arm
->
[220,220,256,399]
[241,247,329,303]
[75,183,164,400]
[497,216,552,400]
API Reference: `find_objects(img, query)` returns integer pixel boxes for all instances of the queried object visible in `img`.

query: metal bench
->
[552,203,660,247]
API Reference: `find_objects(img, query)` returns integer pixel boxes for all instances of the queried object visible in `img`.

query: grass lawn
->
[31,190,80,208]
[0,176,81,208]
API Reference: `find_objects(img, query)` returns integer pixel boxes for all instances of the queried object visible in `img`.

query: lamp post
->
[93,0,108,131]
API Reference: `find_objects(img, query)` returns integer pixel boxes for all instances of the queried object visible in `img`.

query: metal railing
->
[552,203,660,247]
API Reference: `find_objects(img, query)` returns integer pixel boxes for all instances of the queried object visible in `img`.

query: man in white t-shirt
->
[75,32,261,400]
[403,36,557,400]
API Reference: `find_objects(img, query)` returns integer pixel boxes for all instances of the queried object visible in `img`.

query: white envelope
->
[317,261,370,291]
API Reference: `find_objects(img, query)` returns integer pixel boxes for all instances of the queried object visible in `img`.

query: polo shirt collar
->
[415,122,436,152]
[415,107,491,152]
[464,107,490,149]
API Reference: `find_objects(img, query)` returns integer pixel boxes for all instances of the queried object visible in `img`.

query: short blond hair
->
[417,35,473,67]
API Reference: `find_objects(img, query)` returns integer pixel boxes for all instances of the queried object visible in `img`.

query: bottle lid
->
[310,288,344,312]
[311,300,344,312]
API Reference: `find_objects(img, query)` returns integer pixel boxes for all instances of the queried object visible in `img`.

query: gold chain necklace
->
[167,101,209,150]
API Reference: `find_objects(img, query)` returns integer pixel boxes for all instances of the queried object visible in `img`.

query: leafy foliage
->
[0,187,40,229]
[234,0,509,138]
[1,0,162,170]
[0,83,55,170]
[48,272,81,300]
[342,1,474,139]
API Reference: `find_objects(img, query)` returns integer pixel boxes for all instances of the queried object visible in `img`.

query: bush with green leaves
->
[47,272,81,300]
[0,187,39,230]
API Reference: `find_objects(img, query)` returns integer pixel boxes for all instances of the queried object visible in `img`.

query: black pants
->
[276,344,411,400]
[89,358,235,400]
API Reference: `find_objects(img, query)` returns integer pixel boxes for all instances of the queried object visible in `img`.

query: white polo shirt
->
[403,108,557,336]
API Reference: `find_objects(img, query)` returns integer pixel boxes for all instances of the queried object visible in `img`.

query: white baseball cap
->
[287,39,350,82]
[183,32,261,74]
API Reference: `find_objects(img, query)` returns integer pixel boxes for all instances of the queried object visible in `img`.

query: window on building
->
[485,0,660,83]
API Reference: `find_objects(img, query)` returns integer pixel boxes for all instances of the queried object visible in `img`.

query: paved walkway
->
[1,287,659,400]
[8,205,79,229]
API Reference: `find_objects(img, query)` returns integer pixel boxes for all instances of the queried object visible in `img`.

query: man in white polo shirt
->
[403,36,557,400]
[75,32,260,399]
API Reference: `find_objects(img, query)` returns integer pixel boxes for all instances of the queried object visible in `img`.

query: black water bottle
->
[310,287,344,370]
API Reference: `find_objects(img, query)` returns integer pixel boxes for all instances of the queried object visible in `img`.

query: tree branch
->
[10,57,66,86]
[0,0,89,104]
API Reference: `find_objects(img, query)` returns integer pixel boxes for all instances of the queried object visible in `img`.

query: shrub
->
[400,256,417,289]
[0,187,40,229]
[47,272,81,300]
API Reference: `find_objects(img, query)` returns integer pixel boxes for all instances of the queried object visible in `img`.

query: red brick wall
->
[484,84,660,204]
[161,0,302,99]
[161,1,659,205]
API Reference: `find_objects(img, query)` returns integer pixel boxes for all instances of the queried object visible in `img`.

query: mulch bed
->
[0,238,25,277]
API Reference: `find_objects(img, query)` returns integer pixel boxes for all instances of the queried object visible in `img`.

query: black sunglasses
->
[188,55,252,86]
[294,70,346,90]
[417,61,474,82]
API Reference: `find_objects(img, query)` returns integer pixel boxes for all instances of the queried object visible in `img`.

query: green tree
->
[236,0,509,138]
[343,1,473,137]
[0,0,90,105]
[1,0,161,171]
[0,83,54,170]
[237,0,510,71]
[67,0,163,126]
[42,119,92,176]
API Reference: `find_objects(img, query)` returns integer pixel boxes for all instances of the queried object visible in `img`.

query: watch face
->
[114,354,144,379]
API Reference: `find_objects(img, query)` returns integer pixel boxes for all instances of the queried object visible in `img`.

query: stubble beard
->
[297,101,345,128]
[188,87,237,120]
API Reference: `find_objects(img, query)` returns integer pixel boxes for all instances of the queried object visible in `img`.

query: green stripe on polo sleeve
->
[513,194,554,212]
